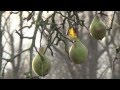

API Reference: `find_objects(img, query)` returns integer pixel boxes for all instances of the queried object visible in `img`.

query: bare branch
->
[107,11,116,34]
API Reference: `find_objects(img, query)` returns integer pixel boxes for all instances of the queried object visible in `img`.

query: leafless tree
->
[0,11,119,79]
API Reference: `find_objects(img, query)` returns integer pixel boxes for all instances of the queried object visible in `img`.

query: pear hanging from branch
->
[32,47,51,76]
[69,38,88,64]
[67,27,88,64]
[89,15,106,40]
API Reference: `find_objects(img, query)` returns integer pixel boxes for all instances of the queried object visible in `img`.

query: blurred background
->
[0,11,120,79]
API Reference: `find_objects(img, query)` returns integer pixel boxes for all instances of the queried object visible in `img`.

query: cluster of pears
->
[68,15,106,64]
[89,15,106,40]
[32,47,51,76]
[32,15,106,75]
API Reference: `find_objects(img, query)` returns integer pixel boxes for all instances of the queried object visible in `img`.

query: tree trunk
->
[0,12,3,74]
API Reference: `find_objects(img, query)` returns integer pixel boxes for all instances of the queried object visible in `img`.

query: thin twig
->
[107,11,116,34]
[16,30,33,39]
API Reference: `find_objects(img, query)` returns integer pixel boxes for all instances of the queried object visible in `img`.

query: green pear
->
[69,38,88,64]
[32,47,51,76]
[89,15,106,40]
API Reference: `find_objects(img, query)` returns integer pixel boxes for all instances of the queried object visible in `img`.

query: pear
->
[89,15,106,40]
[69,38,88,64]
[32,47,51,76]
